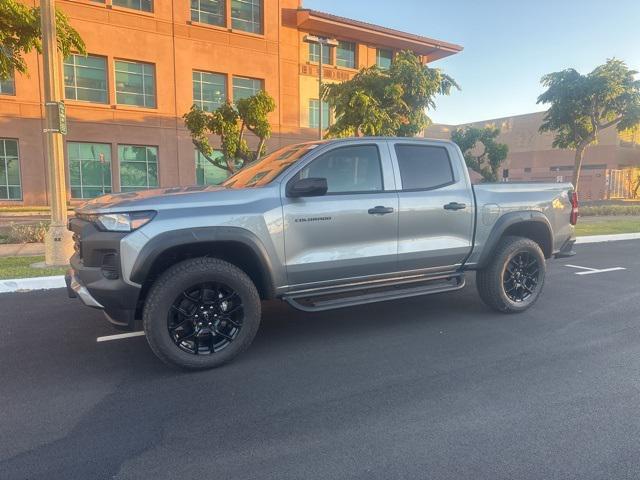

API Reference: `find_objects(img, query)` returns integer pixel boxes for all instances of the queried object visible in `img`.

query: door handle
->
[444,202,467,211]
[368,206,395,215]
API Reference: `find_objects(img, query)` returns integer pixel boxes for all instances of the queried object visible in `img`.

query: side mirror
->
[286,177,328,198]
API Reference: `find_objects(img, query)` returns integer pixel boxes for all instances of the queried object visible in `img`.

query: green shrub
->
[580,205,640,217]
[6,222,49,244]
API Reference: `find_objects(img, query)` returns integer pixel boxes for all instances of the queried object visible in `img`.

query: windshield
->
[222,142,321,189]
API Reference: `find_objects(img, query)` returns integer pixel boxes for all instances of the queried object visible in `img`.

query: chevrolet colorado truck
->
[67,138,578,369]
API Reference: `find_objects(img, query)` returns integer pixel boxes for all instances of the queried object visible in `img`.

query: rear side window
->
[300,145,383,194]
[395,145,454,191]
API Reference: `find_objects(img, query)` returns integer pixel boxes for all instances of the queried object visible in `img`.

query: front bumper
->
[67,217,141,330]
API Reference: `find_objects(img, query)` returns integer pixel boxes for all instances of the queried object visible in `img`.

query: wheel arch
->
[476,211,553,269]
[130,227,277,301]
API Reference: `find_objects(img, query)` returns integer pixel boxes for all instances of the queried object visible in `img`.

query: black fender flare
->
[130,227,277,298]
[475,211,553,269]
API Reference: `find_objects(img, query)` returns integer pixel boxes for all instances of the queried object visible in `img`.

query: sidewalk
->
[0,243,45,257]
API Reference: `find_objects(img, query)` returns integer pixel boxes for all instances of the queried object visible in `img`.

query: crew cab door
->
[389,141,474,272]
[281,141,399,288]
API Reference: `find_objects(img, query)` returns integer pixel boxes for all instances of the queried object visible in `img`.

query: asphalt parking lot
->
[1,240,639,480]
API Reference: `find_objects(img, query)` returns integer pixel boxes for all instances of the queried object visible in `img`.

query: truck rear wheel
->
[476,236,546,313]
[143,257,261,370]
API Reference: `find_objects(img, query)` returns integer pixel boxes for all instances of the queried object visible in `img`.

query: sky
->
[304,0,640,125]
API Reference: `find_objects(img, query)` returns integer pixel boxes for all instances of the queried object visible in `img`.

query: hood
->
[75,185,231,213]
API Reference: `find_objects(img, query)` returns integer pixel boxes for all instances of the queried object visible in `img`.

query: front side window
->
[68,142,112,199]
[64,54,108,103]
[336,41,356,69]
[115,60,156,108]
[308,42,331,64]
[376,49,393,70]
[193,71,227,111]
[119,145,158,191]
[191,0,225,26]
[300,145,383,194]
[195,150,229,185]
[232,76,263,102]
[395,144,454,190]
[112,0,153,12]
[0,139,21,200]
[309,99,330,130]
[0,73,15,96]
[231,0,262,34]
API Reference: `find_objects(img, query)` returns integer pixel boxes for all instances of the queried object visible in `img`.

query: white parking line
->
[97,331,145,343]
[565,264,627,276]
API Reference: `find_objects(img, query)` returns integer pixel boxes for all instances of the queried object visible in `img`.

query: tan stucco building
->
[426,112,640,200]
[0,0,462,206]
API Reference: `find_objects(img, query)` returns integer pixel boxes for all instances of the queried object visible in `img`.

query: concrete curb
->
[0,275,66,293]
[0,233,638,294]
[575,232,640,244]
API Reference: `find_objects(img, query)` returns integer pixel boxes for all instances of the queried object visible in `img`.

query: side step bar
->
[284,274,465,313]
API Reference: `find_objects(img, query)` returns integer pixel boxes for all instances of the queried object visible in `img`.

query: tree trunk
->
[255,137,266,161]
[572,144,586,192]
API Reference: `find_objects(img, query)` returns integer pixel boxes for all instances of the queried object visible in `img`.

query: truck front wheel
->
[476,236,546,313]
[143,257,261,370]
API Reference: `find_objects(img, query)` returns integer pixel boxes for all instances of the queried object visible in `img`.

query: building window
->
[112,0,153,12]
[115,60,156,108]
[309,42,331,64]
[195,150,229,185]
[336,41,356,68]
[64,54,108,104]
[233,76,263,102]
[309,99,330,130]
[231,0,262,34]
[193,71,227,111]
[119,145,158,192]
[191,0,225,26]
[68,142,112,199]
[376,49,393,70]
[0,139,21,200]
[0,73,15,96]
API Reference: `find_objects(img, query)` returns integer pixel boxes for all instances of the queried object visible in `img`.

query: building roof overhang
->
[296,9,463,61]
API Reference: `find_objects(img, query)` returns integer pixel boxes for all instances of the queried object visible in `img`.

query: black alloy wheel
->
[168,283,244,355]
[503,252,540,303]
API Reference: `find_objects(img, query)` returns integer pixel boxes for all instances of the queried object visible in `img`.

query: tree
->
[183,90,276,174]
[451,126,509,182]
[322,50,458,138]
[0,0,85,80]
[537,59,640,191]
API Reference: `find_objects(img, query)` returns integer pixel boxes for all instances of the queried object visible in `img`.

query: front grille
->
[73,232,83,259]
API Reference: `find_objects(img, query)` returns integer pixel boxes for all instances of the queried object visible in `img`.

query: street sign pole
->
[41,0,74,266]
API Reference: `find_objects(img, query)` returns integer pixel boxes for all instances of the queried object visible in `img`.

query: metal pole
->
[318,43,323,140]
[41,0,74,266]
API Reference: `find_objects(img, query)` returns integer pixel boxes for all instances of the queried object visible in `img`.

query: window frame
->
[230,0,263,35]
[308,41,331,65]
[0,73,16,96]
[393,143,456,192]
[64,53,109,104]
[191,0,226,27]
[0,138,22,201]
[232,76,263,102]
[308,98,331,130]
[67,141,113,199]
[293,144,385,196]
[192,70,228,111]
[114,59,157,109]
[118,144,159,192]
[336,40,357,69]
[111,0,153,13]
[376,48,393,70]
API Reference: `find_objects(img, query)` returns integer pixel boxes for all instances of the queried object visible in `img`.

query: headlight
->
[92,211,156,232]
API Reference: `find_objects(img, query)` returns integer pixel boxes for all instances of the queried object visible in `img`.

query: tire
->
[476,236,546,314]
[143,257,261,370]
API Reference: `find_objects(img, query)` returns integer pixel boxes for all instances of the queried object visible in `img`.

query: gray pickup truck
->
[67,138,578,369]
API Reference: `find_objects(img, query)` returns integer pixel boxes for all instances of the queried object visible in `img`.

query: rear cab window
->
[394,144,455,191]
